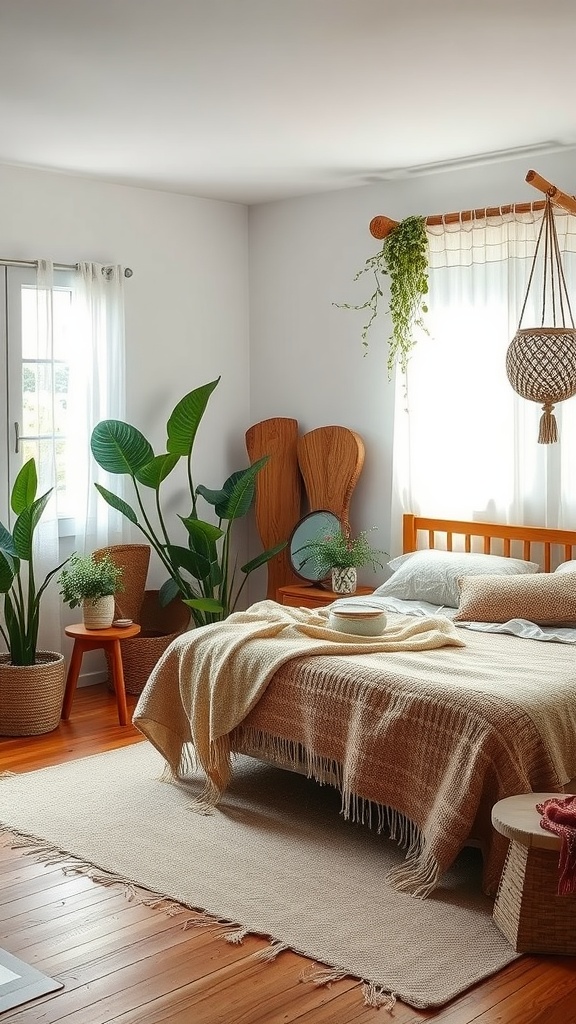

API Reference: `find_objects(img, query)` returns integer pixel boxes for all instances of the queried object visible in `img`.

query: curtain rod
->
[369,169,576,240]
[0,258,133,277]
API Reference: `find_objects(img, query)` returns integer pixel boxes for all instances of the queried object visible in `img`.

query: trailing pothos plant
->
[337,214,430,376]
[90,378,285,627]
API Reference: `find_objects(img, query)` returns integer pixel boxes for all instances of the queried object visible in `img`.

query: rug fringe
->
[252,939,290,962]
[1,821,399,1012]
[300,965,348,986]
[362,981,397,1011]
[223,925,250,945]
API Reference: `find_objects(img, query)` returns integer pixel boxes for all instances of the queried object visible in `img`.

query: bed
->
[133,515,576,898]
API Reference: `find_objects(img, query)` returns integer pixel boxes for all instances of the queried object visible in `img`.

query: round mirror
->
[289,510,341,583]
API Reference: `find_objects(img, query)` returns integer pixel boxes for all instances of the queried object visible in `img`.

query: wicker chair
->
[93,544,190,696]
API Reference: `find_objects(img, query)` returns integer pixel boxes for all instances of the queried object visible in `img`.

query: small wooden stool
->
[492,793,576,955]
[61,623,141,726]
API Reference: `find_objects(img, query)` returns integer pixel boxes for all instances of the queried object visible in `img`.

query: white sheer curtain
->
[33,261,61,651]
[391,210,576,554]
[33,260,128,652]
[68,262,127,553]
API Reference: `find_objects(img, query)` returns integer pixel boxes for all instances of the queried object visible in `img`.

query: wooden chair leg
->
[61,640,85,720]
[108,639,128,726]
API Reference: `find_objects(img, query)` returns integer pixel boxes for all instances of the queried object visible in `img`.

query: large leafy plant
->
[90,378,285,627]
[0,459,69,665]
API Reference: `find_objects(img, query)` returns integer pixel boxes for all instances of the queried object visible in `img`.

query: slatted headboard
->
[402,514,576,573]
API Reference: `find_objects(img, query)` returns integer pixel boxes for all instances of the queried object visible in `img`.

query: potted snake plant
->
[0,458,70,735]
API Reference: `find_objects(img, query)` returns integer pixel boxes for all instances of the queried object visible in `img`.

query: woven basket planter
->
[506,327,576,442]
[106,590,191,696]
[0,652,66,736]
[507,199,576,443]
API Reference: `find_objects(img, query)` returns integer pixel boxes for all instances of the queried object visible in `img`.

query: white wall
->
[0,162,250,588]
[248,150,576,588]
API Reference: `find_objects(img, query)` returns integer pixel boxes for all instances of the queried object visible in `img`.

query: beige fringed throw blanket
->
[135,600,464,801]
[134,600,576,898]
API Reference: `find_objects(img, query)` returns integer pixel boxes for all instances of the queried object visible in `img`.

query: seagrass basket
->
[106,590,190,696]
[493,840,576,954]
[0,652,67,736]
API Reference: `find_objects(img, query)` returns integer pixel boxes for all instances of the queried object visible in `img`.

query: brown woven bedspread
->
[230,629,576,897]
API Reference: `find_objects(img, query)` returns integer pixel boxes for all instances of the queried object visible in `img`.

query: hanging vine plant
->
[336,214,430,377]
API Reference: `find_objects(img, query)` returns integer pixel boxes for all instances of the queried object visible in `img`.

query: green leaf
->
[180,517,223,545]
[135,453,180,488]
[12,489,53,561]
[166,378,220,457]
[241,540,287,575]
[0,551,17,594]
[94,484,139,525]
[0,522,18,562]
[159,577,181,607]
[11,458,37,515]
[198,457,268,521]
[91,420,154,476]
[195,484,228,507]
[184,597,224,613]
[167,544,212,583]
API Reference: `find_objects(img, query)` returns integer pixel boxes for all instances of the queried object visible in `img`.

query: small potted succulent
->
[294,527,386,595]
[58,551,124,629]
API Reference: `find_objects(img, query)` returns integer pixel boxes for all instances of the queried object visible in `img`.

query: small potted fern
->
[294,527,386,595]
[58,551,124,629]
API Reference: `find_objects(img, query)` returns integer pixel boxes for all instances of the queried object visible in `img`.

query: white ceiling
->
[1,0,576,205]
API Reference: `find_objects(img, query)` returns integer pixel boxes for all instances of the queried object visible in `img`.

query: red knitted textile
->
[536,795,576,896]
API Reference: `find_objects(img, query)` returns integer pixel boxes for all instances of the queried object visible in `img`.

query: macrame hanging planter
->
[506,197,576,443]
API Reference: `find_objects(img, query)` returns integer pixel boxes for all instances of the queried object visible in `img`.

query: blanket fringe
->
[231,725,442,896]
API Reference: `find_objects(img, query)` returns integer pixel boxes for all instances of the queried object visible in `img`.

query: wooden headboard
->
[402,514,576,573]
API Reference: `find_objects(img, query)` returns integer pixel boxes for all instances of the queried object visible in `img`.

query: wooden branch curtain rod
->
[369,169,576,240]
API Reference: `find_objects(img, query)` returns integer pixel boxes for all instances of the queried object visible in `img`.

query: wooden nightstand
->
[277,583,374,609]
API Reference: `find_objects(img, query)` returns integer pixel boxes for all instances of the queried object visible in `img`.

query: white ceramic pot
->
[331,566,357,595]
[83,594,115,630]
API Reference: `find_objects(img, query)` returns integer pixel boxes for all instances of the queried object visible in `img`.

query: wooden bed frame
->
[402,513,576,571]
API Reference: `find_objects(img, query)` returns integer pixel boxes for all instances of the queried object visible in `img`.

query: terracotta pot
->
[83,594,115,629]
[0,652,66,736]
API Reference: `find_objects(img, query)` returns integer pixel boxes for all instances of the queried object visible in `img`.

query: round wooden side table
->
[491,793,576,955]
[61,623,141,727]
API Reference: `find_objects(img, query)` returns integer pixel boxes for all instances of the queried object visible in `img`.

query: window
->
[391,211,576,546]
[0,259,127,654]
[3,267,76,529]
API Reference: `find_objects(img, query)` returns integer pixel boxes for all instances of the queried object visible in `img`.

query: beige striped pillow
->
[454,571,576,625]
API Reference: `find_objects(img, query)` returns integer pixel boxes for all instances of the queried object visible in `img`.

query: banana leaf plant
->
[0,458,70,664]
[90,378,285,627]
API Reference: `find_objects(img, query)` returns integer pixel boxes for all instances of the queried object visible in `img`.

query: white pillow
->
[374,549,540,609]
[555,560,576,575]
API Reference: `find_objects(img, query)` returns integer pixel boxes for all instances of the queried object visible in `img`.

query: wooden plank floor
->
[1,683,575,1023]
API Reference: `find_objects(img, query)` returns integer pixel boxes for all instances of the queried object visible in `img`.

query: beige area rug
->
[0,742,519,1010]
